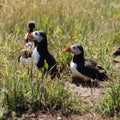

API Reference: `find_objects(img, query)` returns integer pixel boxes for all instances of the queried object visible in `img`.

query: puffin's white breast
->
[32,47,40,64]
[70,61,90,80]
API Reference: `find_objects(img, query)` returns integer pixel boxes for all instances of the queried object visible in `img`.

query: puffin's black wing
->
[45,54,59,78]
[113,47,120,57]
[85,59,107,73]
[77,60,108,80]
[84,59,97,67]
[36,56,44,68]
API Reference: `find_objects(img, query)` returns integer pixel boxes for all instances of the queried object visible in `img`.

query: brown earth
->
[9,77,114,120]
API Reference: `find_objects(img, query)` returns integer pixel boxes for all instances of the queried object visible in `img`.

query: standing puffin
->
[25,21,36,43]
[27,30,58,78]
[65,44,108,81]
[18,21,36,62]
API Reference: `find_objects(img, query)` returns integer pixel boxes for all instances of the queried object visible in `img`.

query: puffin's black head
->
[65,44,84,55]
[27,30,47,43]
[27,21,36,33]
[113,47,120,57]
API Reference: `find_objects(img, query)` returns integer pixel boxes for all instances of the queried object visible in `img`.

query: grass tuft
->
[97,81,120,117]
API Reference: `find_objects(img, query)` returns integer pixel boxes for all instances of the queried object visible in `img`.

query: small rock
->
[57,116,62,120]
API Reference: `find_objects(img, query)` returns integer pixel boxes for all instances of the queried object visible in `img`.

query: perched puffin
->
[112,47,120,58]
[65,44,108,81]
[24,21,37,49]
[112,47,120,69]
[24,21,36,44]
[18,21,36,62]
[27,30,59,78]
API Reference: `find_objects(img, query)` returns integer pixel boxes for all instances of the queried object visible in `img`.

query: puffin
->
[65,44,108,81]
[112,47,120,58]
[18,21,36,62]
[24,20,36,48]
[27,30,59,78]
[24,21,36,44]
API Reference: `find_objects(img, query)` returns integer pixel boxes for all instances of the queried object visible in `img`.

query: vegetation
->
[0,0,120,119]
[98,81,120,117]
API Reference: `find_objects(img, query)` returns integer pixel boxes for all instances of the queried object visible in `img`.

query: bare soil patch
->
[9,77,113,120]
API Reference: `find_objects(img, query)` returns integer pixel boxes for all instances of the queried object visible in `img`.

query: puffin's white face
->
[70,45,82,55]
[28,30,45,42]
[32,31,44,42]
[65,44,83,55]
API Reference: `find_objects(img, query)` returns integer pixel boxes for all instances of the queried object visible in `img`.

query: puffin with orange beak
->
[27,30,59,78]
[18,21,36,62]
[24,20,36,48]
[65,44,108,81]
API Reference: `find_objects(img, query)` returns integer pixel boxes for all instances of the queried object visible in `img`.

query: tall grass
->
[2,69,81,117]
[0,0,120,119]
[97,81,120,117]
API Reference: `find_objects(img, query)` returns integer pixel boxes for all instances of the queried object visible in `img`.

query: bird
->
[27,30,59,78]
[24,20,36,49]
[65,44,108,81]
[18,21,36,63]
[112,47,120,58]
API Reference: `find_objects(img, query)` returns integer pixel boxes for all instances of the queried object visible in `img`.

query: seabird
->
[65,44,108,81]
[27,30,59,78]
[18,21,36,62]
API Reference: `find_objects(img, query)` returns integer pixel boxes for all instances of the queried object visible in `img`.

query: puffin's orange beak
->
[65,46,70,52]
[27,32,34,41]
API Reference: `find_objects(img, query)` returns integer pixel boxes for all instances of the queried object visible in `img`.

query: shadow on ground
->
[72,77,101,88]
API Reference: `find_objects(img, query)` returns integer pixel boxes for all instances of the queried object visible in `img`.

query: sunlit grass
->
[97,81,120,117]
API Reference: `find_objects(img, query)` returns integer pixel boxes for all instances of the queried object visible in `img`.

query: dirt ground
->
[9,56,120,120]
[9,76,115,120]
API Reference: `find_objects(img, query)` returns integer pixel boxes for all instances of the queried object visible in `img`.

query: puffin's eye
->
[73,46,76,49]
[35,32,38,35]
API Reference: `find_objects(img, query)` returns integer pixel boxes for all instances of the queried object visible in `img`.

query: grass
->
[0,0,120,119]
[97,80,120,118]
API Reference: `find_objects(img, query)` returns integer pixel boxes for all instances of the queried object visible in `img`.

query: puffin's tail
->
[97,65,108,80]
[97,73,108,81]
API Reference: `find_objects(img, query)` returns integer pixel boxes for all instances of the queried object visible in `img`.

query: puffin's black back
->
[76,59,108,80]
